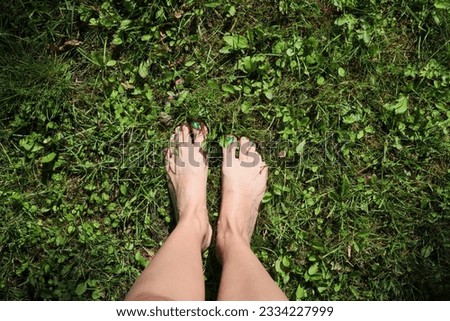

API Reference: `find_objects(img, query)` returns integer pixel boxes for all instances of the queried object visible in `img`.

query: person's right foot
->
[216,136,268,256]
[165,123,212,251]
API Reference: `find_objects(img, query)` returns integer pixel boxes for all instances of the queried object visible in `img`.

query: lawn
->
[0,0,449,300]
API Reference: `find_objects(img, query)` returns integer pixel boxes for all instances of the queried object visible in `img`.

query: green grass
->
[1,0,449,300]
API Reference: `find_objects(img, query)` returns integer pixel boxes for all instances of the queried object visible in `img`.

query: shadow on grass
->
[409,221,450,300]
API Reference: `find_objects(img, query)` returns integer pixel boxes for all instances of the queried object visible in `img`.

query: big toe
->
[222,135,237,159]
[191,121,208,143]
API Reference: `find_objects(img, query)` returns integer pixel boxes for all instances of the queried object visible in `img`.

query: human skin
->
[125,124,287,301]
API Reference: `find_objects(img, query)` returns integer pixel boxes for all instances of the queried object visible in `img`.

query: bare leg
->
[216,137,288,301]
[125,124,212,301]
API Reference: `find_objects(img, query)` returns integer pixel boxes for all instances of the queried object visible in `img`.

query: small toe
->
[239,137,251,159]
[179,124,191,143]
[170,127,180,144]
[260,163,269,177]
[165,145,177,174]
[248,140,256,154]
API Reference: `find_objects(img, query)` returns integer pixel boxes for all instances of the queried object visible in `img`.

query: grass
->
[0,0,449,300]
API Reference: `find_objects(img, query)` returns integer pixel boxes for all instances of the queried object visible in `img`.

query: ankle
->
[216,219,251,248]
[178,207,209,231]
[217,205,258,241]
[176,216,212,251]
[216,229,251,262]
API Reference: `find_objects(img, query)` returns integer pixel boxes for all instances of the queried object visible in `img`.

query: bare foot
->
[165,123,212,251]
[216,136,268,256]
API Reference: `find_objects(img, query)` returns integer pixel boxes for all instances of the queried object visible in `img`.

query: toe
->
[260,163,269,178]
[222,135,237,159]
[191,121,208,165]
[239,137,251,159]
[248,140,256,154]
[166,132,177,174]
[179,124,191,143]
[174,124,190,160]
[192,121,208,143]
[171,126,180,145]
[239,137,261,168]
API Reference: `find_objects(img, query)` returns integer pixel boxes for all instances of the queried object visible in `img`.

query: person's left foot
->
[165,123,212,251]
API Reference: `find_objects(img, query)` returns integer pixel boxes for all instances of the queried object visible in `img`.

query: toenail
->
[226,136,235,146]
[192,121,201,130]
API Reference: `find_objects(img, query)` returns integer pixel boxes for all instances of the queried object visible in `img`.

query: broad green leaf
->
[307,36,319,48]
[205,2,221,8]
[242,56,256,73]
[421,245,433,258]
[282,256,291,267]
[207,80,219,89]
[138,61,149,78]
[273,40,287,54]
[338,67,346,77]
[384,95,408,114]
[145,89,153,101]
[135,250,148,268]
[107,203,117,211]
[221,83,235,94]
[75,282,87,296]
[92,290,101,300]
[343,114,361,124]
[275,258,283,274]
[296,285,306,299]
[262,192,272,203]
[55,235,64,245]
[335,14,357,31]
[41,152,56,163]
[357,130,364,139]
[228,5,236,16]
[19,138,34,151]
[264,91,274,100]
[394,96,408,114]
[120,20,132,28]
[435,1,450,9]
[296,140,306,154]
[223,35,248,49]
[241,101,252,114]
[219,46,231,54]
[308,263,319,275]
[112,37,123,45]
